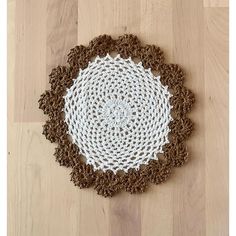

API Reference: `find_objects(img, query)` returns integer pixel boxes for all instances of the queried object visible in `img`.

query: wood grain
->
[204,0,228,7]
[204,8,229,235]
[172,0,206,235]
[14,0,47,122]
[8,0,229,235]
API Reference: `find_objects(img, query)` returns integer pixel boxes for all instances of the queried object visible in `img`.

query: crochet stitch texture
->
[64,54,172,173]
[39,34,195,197]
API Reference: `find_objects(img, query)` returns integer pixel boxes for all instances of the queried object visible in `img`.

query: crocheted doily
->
[39,34,195,197]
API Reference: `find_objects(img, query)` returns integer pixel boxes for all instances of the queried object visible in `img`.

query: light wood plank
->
[141,185,173,236]
[140,1,173,235]
[204,0,228,7]
[8,0,229,235]
[109,193,141,236]
[7,0,15,124]
[8,123,108,236]
[204,8,229,236]
[140,0,173,59]
[46,0,78,73]
[77,0,141,44]
[172,0,206,235]
[8,123,110,236]
[14,0,47,122]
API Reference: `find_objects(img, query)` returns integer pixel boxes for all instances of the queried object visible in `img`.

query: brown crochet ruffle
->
[71,163,96,188]
[38,34,195,197]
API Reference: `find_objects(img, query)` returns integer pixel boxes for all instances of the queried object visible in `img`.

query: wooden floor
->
[7,0,229,235]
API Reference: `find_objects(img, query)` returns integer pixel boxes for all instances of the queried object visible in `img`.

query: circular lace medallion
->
[39,34,195,197]
[64,55,172,173]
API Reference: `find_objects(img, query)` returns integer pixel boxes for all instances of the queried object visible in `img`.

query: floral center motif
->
[102,99,131,127]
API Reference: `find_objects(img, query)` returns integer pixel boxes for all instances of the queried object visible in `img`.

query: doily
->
[39,34,195,197]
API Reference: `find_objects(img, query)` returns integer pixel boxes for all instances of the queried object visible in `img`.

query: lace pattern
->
[64,54,172,173]
[39,34,195,197]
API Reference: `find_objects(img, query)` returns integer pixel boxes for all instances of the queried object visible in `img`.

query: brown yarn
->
[171,85,195,117]
[122,169,149,194]
[115,34,141,58]
[42,118,68,144]
[71,163,96,189]
[163,141,189,167]
[39,90,64,119]
[140,45,164,70]
[142,159,172,185]
[67,45,89,69]
[159,64,185,88]
[169,117,194,142]
[39,34,195,197]
[54,139,81,168]
[94,171,122,197]
[88,34,115,57]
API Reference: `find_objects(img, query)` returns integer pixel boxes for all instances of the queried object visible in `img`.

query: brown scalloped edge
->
[38,34,195,197]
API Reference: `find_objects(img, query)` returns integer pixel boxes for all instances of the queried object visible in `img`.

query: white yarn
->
[64,54,172,173]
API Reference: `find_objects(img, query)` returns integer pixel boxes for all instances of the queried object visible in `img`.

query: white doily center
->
[64,54,172,173]
[102,100,131,127]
